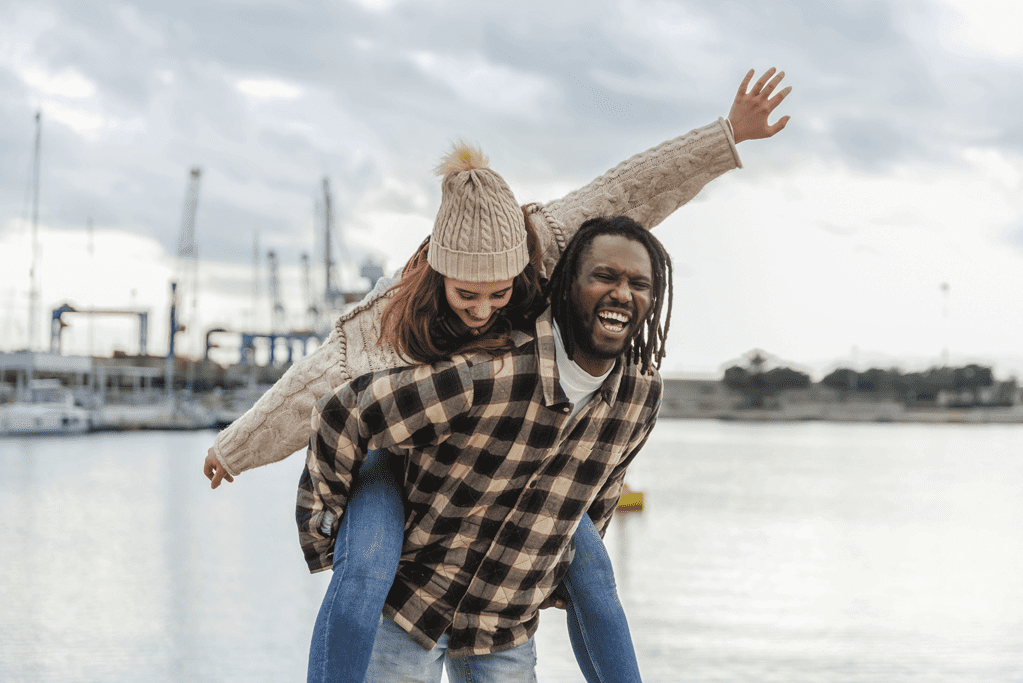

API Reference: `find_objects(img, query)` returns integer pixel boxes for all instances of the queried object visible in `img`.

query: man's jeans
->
[366,614,538,683]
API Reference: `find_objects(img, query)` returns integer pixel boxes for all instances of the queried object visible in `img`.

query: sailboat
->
[0,377,91,436]
[0,113,92,437]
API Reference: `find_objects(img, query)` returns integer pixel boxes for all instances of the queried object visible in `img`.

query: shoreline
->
[660,405,1023,424]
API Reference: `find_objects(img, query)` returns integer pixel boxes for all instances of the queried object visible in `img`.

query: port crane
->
[27,112,42,350]
[301,252,318,331]
[267,249,286,334]
[321,177,384,310]
[174,167,202,356]
[50,304,150,356]
[203,249,316,366]
[204,328,317,366]
[201,177,385,369]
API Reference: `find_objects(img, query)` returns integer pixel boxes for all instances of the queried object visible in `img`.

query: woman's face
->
[443,277,515,331]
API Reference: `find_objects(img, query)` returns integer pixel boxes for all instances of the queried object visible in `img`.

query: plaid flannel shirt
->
[296,308,661,657]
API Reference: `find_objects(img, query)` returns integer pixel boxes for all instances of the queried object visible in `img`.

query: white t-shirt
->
[552,320,611,421]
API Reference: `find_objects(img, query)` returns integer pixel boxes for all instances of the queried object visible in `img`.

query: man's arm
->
[298,361,476,571]
[538,405,659,611]
[586,380,662,537]
[314,361,475,501]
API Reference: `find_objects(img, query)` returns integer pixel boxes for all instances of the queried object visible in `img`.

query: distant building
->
[659,377,743,417]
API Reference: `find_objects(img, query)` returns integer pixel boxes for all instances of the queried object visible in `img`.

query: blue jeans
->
[308,450,405,683]
[563,514,642,683]
[367,614,537,683]
[307,450,640,683]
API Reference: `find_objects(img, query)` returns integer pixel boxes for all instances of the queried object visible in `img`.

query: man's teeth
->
[598,310,629,331]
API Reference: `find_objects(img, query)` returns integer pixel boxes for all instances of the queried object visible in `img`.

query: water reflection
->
[2,422,1023,682]
[0,431,330,682]
[614,421,1023,683]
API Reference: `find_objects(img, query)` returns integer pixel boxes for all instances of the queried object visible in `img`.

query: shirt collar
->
[532,308,628,407]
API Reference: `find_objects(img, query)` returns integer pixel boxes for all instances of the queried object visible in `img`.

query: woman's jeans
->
[563,510,642,682]
[307,449,641,683]
[308,450,404,683]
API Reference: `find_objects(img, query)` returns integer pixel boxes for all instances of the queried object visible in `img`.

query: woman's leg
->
[308,450,405,683]
[562,514,642,683]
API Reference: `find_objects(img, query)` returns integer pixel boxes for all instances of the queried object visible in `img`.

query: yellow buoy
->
[616,482,644,512]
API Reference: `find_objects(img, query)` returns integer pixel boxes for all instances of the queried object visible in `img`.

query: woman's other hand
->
[728,67,792,143]
[204,448,235,489]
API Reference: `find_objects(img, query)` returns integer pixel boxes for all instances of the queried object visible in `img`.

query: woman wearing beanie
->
[204,68,792,682]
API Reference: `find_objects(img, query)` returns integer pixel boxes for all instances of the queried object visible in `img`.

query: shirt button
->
[562,406,570,413]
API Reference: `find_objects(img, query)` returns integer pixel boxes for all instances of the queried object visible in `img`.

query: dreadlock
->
[544,216,673,374]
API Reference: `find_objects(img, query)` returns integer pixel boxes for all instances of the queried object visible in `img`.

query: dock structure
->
[0,352,93,435]
[0,351,93,404]
[0,350,216,434]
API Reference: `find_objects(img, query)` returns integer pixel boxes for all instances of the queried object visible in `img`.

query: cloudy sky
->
[2,0,1022,378]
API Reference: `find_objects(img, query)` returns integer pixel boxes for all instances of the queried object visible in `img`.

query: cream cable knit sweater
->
[211,118,741,476]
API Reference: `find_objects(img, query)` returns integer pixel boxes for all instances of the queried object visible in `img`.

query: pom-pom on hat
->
[428,142,528,282]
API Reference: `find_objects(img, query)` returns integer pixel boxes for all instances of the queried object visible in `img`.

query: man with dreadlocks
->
[300,215,671,681]
[547,215,672,374]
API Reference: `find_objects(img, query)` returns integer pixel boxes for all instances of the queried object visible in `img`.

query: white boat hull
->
[0,403,91,436]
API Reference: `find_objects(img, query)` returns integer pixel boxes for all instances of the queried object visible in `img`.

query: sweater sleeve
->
[210,275,404,477]
[210,324,351,476]
[529,118,741,275]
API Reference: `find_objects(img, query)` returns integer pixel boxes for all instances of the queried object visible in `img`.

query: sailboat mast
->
[28,111,41,351]
[322,177,333,306]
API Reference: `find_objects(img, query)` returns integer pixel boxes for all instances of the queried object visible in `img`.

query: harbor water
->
[2,420,1022,682]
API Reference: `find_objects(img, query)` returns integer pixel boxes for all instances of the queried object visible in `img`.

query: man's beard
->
[564,292,637,363]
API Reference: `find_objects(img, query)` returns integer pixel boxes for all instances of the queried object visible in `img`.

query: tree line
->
[722,351,1017,408]
[819,364,1016,407]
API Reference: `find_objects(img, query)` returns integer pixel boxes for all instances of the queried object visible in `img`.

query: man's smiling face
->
[567,234,653,376]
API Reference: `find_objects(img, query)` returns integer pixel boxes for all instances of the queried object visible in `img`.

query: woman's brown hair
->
[380,205,546,364]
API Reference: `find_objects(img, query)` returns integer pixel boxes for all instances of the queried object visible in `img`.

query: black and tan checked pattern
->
[296,309,661,657]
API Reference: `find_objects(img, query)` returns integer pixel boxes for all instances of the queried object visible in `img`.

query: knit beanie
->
[428,142,528,282]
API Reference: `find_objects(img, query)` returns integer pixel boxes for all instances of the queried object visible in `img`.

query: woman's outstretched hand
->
[204,448,235,489]
[728,67,792,143]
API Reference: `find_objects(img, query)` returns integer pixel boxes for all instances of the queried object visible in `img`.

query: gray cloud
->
[1006,221,1023,251]
[3,0,1021,273]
